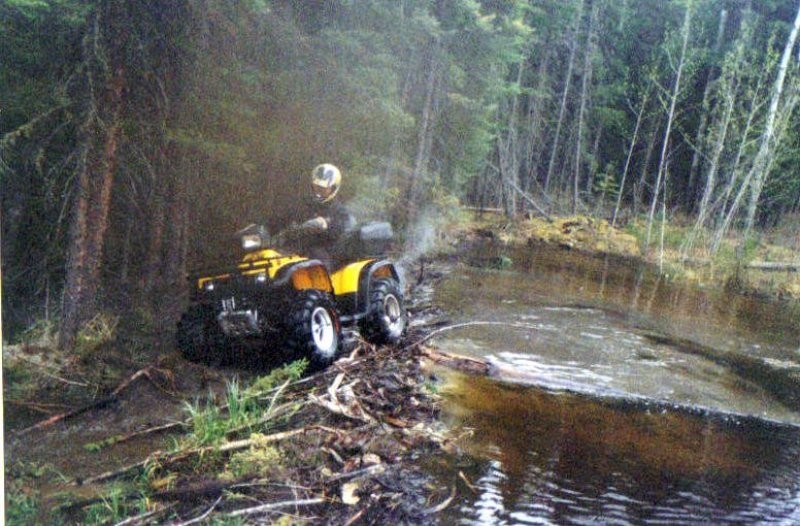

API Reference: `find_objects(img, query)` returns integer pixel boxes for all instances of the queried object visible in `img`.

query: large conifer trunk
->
[59,3,128,350]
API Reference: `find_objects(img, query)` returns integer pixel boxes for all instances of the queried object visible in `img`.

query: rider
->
[299,163,356,268]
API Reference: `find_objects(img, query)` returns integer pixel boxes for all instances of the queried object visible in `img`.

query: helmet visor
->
[313,184,336,200]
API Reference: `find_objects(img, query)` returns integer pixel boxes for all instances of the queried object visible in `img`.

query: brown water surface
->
[430,244,800,524]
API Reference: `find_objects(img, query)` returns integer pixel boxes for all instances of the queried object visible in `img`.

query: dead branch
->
[77,428,309,486]
[418,346,490,376]
[111,505,174,526]
[166,496,221,526]
[422,485,457,515]
[326,463,386,483]
[223,498,325,519]
[17,366,171,436]
[404,321,538,352]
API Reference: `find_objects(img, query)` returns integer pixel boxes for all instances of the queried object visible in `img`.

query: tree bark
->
[60,4,128,350]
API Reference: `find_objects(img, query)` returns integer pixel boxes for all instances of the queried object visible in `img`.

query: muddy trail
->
[4,259,462,525]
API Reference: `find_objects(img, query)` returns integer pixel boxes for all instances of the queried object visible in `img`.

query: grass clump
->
[184,360,308,448]
[75,313,119,357]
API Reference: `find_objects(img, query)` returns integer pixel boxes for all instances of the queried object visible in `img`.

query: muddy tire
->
[283,290,341,371]
[362,278,407,345]
[176,304,228,365]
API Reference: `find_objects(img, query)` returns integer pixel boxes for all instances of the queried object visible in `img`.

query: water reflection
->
[442,374,800,525]
[430,244,800,523]
[435,245,800,423]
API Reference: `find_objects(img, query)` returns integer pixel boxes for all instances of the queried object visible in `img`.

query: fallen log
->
[17,366,169,436]
[747,261,800,272]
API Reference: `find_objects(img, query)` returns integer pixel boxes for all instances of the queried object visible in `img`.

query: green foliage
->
[184,360,306,447]
[81,484,147,526]
[17,318,58,347]
[5,461,69,525]
[245,358,307,396]
[5,482,40,525]
[75,313,119,357]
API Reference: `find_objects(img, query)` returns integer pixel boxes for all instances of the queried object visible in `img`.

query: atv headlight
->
[241,234,262,251]
[255,271,268,284]
[204,280,215,291]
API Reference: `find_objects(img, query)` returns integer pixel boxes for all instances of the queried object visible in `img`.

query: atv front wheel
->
[284,290,341,370]
[176,304,228,365]
[362,278,407,345]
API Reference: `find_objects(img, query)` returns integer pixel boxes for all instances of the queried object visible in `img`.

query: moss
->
[224,436,282,478]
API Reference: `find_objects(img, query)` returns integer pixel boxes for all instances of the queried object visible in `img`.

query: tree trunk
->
[498,60,526,217]
[522,52,550,196]
[574,3,597,214]
[60,4,128,350]
[743,0,800,236]
[633,114,660,218]
[406,41,442,228]
[544,0,584,194]
[686,8,728,211]
[646,2,693,248]
[612,87,650,227]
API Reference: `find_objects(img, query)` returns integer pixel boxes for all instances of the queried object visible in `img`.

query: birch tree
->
[742,0,800,237]
[646,0,694,249]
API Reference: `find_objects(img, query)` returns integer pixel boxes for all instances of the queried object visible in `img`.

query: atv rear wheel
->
[283,290,341,370]
[176,304,228,365]
[362,278,407,345]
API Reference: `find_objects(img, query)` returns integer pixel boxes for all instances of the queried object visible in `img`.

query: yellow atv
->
[176,222,407,370]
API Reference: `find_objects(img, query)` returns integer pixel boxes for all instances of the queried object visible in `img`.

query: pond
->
[428,243,800,524]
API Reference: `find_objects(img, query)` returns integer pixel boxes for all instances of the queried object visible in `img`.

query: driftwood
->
[419,347,490,376]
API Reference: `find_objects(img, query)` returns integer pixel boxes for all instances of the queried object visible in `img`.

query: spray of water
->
[396,208,441,288]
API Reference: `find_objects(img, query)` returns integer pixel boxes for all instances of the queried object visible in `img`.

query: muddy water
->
[429,244,800,524]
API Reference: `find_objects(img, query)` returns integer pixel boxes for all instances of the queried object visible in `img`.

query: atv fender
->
[273,259,334,293]
[331,259,399,318]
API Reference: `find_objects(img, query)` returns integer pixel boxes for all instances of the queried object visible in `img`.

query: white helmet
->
[311,163,341,203]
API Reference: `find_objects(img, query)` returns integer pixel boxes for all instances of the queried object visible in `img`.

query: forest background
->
[2,0,800,350]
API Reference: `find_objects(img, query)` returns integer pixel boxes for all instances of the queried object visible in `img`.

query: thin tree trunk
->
[743,0,800,236]
[646,2,693,248]
[573,3,596,214]
[60,4,128,350]
[499,60,526,217]
[686,8,728,211]
[612,88,650,227]
[406,41,442,228]
[634,114,660,218]
[544,0,584,194]
[523,52,550,195]
[683,72,737,258]
[711,70,765,251]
